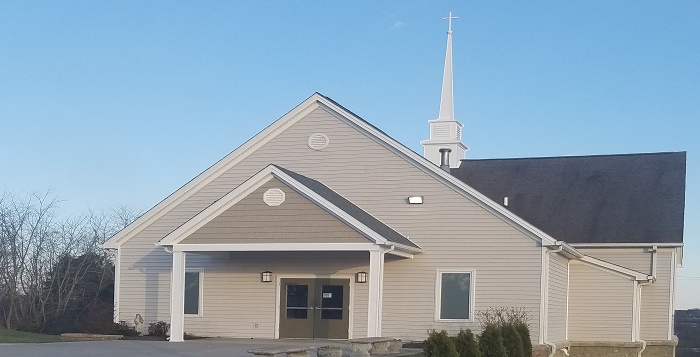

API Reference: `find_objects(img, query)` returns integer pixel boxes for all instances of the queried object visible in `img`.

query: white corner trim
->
[539,246,548,344]
[669,249,677,339]
[113,248,121,323]
[565,259,570,341]
[433,269,476,323]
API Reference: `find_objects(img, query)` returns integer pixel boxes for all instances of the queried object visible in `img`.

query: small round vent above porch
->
[307,133,330,151]
[263,188,285,206]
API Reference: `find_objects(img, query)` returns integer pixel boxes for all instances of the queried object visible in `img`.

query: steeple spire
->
[438,12,457,121]
[420,11,468,169]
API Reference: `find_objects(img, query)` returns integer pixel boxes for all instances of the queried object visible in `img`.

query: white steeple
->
[421,12,468,169]
[438,12,457,122]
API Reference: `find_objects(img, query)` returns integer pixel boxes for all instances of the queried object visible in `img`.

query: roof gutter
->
[544,241,583,258]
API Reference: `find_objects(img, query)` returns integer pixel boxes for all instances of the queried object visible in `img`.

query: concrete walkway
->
[0,338,422,357]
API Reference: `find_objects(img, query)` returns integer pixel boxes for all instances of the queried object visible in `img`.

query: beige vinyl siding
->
[547,254,568,342]
[579,247,673,340]
[568,261,633,341]
[640,249,672,340]
[182,178,369,244]
[119,105,543,341]
[577,248,652,273]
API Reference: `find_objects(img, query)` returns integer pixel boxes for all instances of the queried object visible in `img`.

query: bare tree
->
[0,191,57,329]
[0,191,140,332]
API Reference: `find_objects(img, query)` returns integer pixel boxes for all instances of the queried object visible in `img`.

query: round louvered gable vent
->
[307,133,329,151]
[263,188,285,206]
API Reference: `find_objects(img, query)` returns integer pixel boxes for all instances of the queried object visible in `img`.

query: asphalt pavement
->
[0,338,421,357]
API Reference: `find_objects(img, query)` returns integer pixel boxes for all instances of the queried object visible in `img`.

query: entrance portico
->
[166,244,400,342]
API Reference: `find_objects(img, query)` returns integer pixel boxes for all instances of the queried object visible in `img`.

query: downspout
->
[636,246,657,357]
[546,342,557,357]
[545,242,564,357]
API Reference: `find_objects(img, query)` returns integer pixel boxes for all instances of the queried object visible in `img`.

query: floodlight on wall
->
[356,272,368,283]
[261,271,273,283]
[407,196,424,204]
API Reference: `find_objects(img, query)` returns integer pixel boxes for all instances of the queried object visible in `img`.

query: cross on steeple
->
[444,12,458,34]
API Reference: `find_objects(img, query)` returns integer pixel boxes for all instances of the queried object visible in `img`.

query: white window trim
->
[434,269,476,322]
[184,269,204,317]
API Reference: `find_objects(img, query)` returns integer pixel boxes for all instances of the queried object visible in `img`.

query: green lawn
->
[0,329,60,343]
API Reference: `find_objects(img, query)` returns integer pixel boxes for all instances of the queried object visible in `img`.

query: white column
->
[367,249,384,337]
[113,249,121,323]
[170,250,186,342]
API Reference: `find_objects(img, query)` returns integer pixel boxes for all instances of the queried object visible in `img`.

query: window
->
[184,271,201,315]
[436,271,473,320]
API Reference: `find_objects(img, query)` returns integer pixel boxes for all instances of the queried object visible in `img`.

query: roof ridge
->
[460,151,685,162]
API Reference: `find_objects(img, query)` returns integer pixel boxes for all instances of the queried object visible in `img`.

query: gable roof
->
[452,152,686,244]
[158,164,420,253]
[103,92,559,249]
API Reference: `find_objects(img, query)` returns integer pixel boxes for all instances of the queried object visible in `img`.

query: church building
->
[102,13,685,357]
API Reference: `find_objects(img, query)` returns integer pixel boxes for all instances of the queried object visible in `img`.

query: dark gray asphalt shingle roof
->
[451,152,686,244]
[274,165,419,249]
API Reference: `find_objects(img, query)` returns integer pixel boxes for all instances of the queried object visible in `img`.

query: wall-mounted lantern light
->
[261,271,273,283]
[407,196,424,204]
[356,271,368,283]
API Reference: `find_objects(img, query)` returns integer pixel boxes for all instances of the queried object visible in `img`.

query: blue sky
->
[1,1,698,308]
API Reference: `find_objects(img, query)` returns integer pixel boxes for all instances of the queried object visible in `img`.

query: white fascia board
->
[578,256,649,281]
[569,242,683,248]
[316,100,558,246]
[102,94,326,249]
[173,243,380,252]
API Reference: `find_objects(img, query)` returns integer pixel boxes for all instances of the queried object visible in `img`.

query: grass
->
[0,329,60,343]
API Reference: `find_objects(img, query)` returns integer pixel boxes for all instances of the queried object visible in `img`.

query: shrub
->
[148,321,170,337]
[477,306,531,329]
[81,299,116,334]
[514,323,532,357]
[111,321,140,337]
[501,324,524,357]
[478,325,506,357]
[454,329,481,357]
[424,330,458,357]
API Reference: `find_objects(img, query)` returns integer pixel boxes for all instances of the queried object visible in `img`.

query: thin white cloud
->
[391,21,404,31]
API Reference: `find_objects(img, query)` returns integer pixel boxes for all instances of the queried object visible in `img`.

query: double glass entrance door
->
[279,278,349,339]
